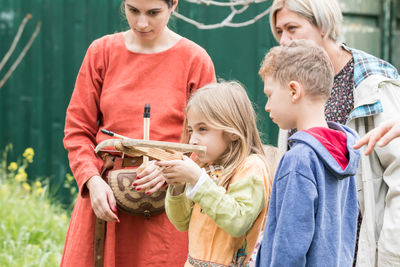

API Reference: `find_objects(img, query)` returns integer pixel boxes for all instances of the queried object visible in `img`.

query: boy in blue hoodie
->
[255,40,361,266]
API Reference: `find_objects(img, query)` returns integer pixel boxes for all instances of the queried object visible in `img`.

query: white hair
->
[270,0,343,41]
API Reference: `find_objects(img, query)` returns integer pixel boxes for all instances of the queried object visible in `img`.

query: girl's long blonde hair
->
[182,81,266,188]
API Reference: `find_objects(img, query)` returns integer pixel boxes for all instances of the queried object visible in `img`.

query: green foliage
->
[0,145,69,266]
[62,173,78,211]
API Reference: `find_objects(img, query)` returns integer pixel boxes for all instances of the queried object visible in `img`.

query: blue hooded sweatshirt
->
[256,122,360,267]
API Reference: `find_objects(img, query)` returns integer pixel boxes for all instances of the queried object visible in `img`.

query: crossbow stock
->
[95,138,206,161]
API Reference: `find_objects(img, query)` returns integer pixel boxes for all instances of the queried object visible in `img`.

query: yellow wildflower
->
[45,203,49,209]
[61,214,67,222]
[22,182,31,192]
[8,162,18,172]
[66,173,74,182]
[15,168,27,182]
[35,180,42,187]
[23,148,34,163]
[15,174,22,182]
[15,174,25,182]
[36,187,44,195]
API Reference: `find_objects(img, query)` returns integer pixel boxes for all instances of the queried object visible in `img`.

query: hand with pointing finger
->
[353,117,400,155]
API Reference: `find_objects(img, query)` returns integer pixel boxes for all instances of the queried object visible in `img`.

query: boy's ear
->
[288,81,303,103]
[172,0,179,11]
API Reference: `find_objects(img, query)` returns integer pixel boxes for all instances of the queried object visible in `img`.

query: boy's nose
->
[265,102,271,112]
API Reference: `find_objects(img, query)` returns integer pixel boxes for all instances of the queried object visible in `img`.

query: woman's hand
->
[353,117,400,155]
[134,161,166,194]
[86,175,120,223]
[157,156,202,186]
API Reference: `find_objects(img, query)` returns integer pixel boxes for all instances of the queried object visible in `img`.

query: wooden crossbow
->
[94,130,206,161]
[95,104,206,162]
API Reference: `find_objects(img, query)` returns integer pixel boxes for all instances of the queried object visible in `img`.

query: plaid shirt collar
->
[342,45,399,122]
[342,44,399,86]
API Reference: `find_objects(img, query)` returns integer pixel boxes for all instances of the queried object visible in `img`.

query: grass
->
[0,145,71,267]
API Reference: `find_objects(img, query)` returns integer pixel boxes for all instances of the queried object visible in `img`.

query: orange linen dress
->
[186,156,271,266]
[62,32,216,267]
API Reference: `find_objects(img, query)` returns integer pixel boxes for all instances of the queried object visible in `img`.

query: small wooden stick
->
[143,104,150,167]
[101,129,129,139]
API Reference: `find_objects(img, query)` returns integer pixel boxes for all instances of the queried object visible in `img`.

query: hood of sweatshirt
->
[288,121,361,180]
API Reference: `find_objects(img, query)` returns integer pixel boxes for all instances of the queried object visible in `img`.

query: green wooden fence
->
[1,0,399,201]
[0,0,276,201]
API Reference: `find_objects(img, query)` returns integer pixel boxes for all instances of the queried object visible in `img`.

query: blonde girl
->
[157,81,272,267]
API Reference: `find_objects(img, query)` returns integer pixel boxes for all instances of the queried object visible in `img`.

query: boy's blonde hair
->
[183,81,266,188]
[270,0,343,41]
[259,39,334,100]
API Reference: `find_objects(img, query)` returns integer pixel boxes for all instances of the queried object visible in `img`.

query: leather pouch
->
[107,168,166,218]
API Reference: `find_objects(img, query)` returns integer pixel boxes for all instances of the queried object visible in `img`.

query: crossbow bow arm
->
[94,138,207,155]
[94,138,124,153]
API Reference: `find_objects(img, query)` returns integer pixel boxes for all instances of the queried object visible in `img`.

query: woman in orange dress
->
[61,0,216,266]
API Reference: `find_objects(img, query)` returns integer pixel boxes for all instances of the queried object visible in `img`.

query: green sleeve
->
[165,185,193,232]
[192,176,266,237]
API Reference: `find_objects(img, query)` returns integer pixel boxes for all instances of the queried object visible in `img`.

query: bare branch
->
[183,0,269,7]
[230,5,250,15]
[0,21,42,90]
[0,14,32,72]
[173,6,271,29]
[172,0,271,29]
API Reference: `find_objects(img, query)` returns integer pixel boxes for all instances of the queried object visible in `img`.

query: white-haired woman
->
[257,0,400,266]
